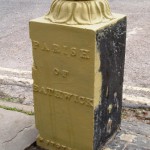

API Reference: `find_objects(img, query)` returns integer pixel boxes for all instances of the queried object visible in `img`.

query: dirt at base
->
[122,107,150,125]
[25,107,150,150]
[25,142,45,150]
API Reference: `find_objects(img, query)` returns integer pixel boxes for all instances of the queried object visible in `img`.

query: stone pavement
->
[0,0,150,150]
[105,120,150,150]
[25,120,150,150]
[0,108,37,150]
[1,0,150,107]
[25,107,150,150]
[1,0,150,89]
[0,102,149,150]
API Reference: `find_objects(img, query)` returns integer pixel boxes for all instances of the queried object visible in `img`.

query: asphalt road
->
[0,0,150,88]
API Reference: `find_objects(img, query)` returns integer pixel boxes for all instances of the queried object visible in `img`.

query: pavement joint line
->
[0,67,31,74]
[123,94,150,105]
[0,72,150,105]
[123,85,150,92]
[0,75,33,84]
[0,73,150,92]
[0,67,150,92]
[0,101,34,113]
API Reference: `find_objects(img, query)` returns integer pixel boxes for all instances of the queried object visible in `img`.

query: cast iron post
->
[29,0,126,149]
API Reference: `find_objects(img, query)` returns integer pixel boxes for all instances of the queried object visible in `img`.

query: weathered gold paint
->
[46,0,113,25]
[108,104,113,114]
[94,48,102,107]
[30,13,126,150]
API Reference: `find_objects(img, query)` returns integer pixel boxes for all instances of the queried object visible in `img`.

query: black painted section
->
[94,18,127,150]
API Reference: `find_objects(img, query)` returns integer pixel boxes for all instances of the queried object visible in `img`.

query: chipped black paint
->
[94,18,127,150]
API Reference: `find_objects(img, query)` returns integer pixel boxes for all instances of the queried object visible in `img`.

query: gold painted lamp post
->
[46,0,114,25]
[29,0,126,149]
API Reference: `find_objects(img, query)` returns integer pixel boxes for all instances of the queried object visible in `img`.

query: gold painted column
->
[29,0,126,149]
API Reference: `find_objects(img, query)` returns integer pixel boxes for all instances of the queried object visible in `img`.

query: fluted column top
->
[45,0,114,25]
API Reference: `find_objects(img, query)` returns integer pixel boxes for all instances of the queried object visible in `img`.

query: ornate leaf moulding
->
[45,0,114,25]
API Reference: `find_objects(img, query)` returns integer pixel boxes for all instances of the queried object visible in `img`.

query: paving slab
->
[0,101,34,113]
[105,120,150,150]
[0,108,38,150]
[25,120,150,150]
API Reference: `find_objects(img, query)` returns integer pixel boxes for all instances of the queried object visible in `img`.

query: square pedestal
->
[30,14,126,150]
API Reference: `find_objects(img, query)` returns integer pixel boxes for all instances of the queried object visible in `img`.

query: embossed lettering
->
[79,97,86,105]
[55,90,63,99]
[62,70,69,78]
[80,49,90,59]
[41,43,50,51]
[74,95,79,103]
[51,141,71,150]
[34,84,93,107]
[85,98,93,107]
[39,87,47,95]
[56,143,61,148]
[71,47,77,56]
[46,140,50,145]
[64,93,73,101]
[50,141,55,146]
[54,68,59,75]
[31,40,91,61]
[52,44,60,53]
[63,45,69,55]
[62,145,67,149]
[33,84,39,92]
[38,136,72,149]
[53,68,69,78]
[46,88,54,96]
[32,41,39,50]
